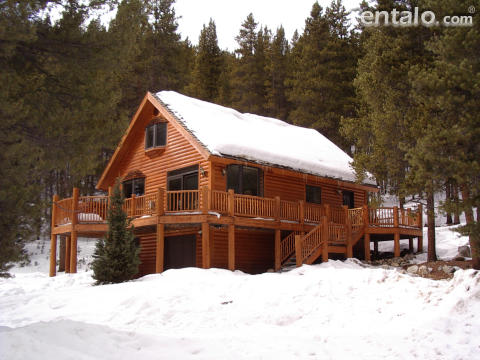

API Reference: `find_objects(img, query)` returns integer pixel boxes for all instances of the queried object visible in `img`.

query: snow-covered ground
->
[1,229,479,359]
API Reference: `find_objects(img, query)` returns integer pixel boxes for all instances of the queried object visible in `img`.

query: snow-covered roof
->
[154,91,376,186]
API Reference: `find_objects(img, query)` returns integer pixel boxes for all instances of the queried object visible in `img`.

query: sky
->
[174,0,363,51]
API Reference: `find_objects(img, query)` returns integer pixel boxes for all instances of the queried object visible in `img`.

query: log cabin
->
[49,91,423,277]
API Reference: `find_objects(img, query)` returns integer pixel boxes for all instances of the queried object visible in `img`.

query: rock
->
[407,265,418,274]
[391,262,400,267]
[458,245,471,258]
[404,253,415,261]
[418,265,429,276]
[442,265,455,274]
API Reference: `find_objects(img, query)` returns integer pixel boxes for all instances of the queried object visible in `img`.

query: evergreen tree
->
[288,0,356,148]
[92,180,140,284]
[264,26,290,120]
[231,13,268,114]
[186,19,222,102]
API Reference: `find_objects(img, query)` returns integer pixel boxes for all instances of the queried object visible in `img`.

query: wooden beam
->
[417,235,423,253]
[59,236,65,272]
[228,224,235,271]
[70,188,79,273]
[65,236,71,273]
[364,233,370,261]
[322,217,329,262]
[409,238,414,253]
[157,187,165,216]
[295,235,302,267]
[374,240,379,256]
[156,223,165,273]
[202,186,209,214]
[274,229,281,271]
[49,194,59,277]
[394,231,400,257]
[227,189,234,216]
[345,206,353,258]
[202,222,211,268]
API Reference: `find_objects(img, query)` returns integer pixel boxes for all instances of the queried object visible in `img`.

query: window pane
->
[226,165,241,194]
[183,173,198,190]
[133,178,145,196]
[123,180,133,198]
[145,125,154,149]
[155,123,167,146]
[242,167,259,196]
[306,185,321,204]
[168,178,182,191]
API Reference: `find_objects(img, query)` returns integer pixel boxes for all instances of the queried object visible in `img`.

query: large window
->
[167,165,198,191]
[123,178,145,198]
[306,185,322,204]
[226,165,262,196]
[145,121,167,149]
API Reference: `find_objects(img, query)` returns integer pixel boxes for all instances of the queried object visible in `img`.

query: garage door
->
[164,234,196,270]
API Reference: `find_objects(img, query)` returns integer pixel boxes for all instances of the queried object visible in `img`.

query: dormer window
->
[145,121,167,149]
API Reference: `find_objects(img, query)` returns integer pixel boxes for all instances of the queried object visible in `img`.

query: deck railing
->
[52,187,422,234]
[280,231,301,264]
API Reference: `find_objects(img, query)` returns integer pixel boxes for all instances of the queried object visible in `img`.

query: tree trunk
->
[453,183,460,224]
[461,186,480,269]
[399,195,405,209]
[445,183,452,225]
[426,189,437,262]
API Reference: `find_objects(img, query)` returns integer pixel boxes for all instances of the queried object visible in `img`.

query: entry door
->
[342,190,355,209]
[164,235,196,270]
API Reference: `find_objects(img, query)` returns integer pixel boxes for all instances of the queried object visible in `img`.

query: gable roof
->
[153,91,376,186]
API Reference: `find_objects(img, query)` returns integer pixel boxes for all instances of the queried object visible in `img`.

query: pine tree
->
[92,180,140,284]
[186,19,222,102]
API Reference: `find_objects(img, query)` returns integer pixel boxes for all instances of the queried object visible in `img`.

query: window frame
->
[167,165,199,191]
[145,120,167,150]
[226,164,263,196]
[123,177,145,198]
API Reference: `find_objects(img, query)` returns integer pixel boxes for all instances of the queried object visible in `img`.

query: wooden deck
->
[49,188,423,276]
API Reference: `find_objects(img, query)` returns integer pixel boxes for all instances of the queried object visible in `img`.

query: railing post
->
[157,188,165,216]
[227,189,234,216]
[70,187,79,273]
[274,229,281,271]
[322,216,329,262]
[295,235,302,267]
[417,203,423,227]
[299,200,305,224]
[393,206,399,227]
[345,206,353,258]
[131,193,136,217]
[49,194,59,277]
[275,196,281,221]
[202,186,209,214]
[325,204,331,222]
[407,208,412,226]
[108,186,112,207]
[363,205,369,227]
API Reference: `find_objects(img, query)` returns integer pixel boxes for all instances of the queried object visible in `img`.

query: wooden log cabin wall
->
[49,91,423,277]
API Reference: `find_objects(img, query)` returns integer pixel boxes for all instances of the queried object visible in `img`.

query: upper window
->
[145,121,167,149]
[123,177,145,198]
[226,165,262,196]
[306,185,322,204]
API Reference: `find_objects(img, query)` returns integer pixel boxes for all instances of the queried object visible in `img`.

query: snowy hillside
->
[1,230,479,359]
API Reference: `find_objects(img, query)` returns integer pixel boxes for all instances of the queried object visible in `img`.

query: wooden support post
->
[202,222,211,268]
[65,236,71,273]
[156,224,164,273]
[295,235,302,268]
[417,203,423,227]
[374,240,379,256]
[275,196,281,221]
[202,186,209,214]
[70,188,79,273]
[228,224,235,271]
[274,229,281,271]
[408,238,414,253]
[364,233,371,261]
[157,188,165,216]
[417,236,423,253]
[299,200,305,224]
[59,236,66,272]
[227,189,234,216]
[394,231,400,257]
[322,217,329,262]
[363,204,369,227]
[407,208,412,226]
[325,204,331,222]
[49,194,59,277]
[131,193,136,217]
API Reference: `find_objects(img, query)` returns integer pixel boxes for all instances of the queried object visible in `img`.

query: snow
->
[155,91,376,185]
[1,228,478,359]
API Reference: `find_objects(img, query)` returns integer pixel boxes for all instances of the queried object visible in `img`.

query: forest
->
[1,0,479,271]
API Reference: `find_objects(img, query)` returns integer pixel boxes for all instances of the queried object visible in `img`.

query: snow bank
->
[1,261,479,359]
[156,91,376,185]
